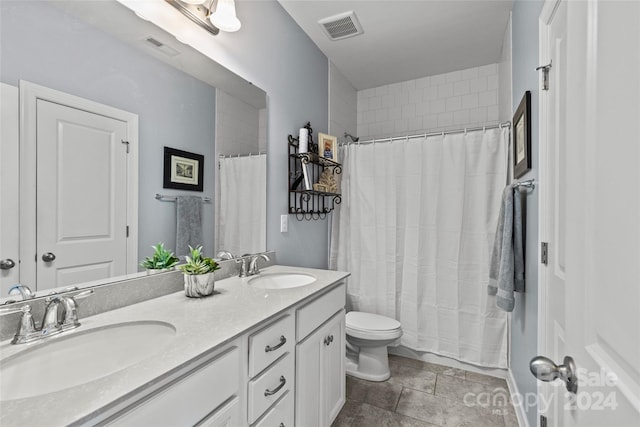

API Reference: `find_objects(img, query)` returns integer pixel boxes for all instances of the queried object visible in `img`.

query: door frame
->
[537,0,561,421]
[19,80,139,287]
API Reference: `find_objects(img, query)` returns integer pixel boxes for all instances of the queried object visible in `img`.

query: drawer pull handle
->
[265,335,287,353]
[264,376,286,396]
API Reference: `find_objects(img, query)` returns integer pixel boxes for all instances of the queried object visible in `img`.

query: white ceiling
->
[277,0,513,91]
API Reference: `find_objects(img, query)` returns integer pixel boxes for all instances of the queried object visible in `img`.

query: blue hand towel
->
[176,195,203,257]
[488,186,525,311]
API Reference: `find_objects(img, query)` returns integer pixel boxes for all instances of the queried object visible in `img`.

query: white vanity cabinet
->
[295,283,346,427]
[106,344,242,427]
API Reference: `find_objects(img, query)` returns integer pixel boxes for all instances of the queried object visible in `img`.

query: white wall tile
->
[461,67,479,80]
[446,70,462,83]
[453,80,470,96]
[462,93,479,109]
[356,63,500,139]
[438,82,454,98]
[446,96,462,112]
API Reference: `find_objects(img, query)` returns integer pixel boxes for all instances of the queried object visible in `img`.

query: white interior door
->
[0,83,20,295]
[538,1,640,426]
[36,99,129,289]
[20,81,138,291]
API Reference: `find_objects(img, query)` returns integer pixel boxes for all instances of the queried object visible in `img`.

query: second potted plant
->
[140,242,180,274]
[179,246,220,298]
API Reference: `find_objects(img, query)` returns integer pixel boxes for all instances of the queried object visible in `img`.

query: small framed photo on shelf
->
[318,133,338,163]
[163,146,204,192]
[513,91,531,179]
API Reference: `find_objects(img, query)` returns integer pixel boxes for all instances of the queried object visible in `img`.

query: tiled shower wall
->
[356,64,500,140]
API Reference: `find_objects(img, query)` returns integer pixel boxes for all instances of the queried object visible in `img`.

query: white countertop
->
[0,265,349,426]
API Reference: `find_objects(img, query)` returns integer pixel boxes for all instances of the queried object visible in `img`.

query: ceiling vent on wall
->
[318,11,363,41]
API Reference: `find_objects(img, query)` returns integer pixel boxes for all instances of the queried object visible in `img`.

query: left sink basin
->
[1,320,176,401]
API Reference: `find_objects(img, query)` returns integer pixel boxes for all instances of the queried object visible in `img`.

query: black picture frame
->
[163,147,204,192]
[513,91,532,179]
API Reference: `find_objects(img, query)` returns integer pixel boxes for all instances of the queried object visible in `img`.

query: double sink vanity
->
[0,261,349,426]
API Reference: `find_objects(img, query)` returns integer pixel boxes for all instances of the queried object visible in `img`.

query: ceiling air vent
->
[318,11,363,41]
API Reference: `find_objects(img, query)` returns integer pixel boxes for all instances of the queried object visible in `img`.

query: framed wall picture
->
[163,146,204,192]
[513,91,531,179]
[318,133,338,163]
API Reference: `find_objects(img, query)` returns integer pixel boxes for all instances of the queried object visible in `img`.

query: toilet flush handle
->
[324,335,334,346]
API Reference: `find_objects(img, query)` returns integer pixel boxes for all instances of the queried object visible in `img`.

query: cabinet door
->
[295,329,322,427]
[295,309,345,427]
[323,311,345,425]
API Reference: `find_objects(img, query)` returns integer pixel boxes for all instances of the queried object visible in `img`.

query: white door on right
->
[538,1,640,426]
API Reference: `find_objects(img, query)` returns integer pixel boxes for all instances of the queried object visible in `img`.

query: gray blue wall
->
[0,1,217,261]
[511,1,544,426]
[203,1,330,268]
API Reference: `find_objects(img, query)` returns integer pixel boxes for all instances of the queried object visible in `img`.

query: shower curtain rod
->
[341,121,511,146]
[218,151,266,159]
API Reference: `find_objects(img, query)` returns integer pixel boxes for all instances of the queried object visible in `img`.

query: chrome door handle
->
[265,335,287,353]
[0,259,16,270]
[42,252,56,262]
[264,376,286,396]
[530,355,578,393]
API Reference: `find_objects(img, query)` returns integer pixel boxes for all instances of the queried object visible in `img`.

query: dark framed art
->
[163,147,204,192]
[513,91,532,179]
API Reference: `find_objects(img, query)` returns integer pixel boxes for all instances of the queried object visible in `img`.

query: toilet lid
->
[346,311,401,332]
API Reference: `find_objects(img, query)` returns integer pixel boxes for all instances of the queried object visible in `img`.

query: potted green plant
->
[140,243,180,274]
[179,245,220,297]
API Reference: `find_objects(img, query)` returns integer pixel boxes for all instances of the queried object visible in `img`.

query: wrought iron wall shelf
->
[288,123,342,221]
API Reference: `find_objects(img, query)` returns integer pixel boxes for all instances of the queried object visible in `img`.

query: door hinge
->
[540,415,547,427]
[126,225,129,238]
[536,61,552,91]
[541,242,549,265]
[121,140,130,154]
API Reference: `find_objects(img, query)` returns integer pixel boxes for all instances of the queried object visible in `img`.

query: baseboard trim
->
[506,368,530,427]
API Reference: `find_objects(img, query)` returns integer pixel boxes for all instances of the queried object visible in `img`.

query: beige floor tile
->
[465,371,509,389]
[435,374,511,411]
[388,362,437,393]
[347,375,404,411]
[396,388,506,427]
[332,401,439,427]
[389,355,466,379]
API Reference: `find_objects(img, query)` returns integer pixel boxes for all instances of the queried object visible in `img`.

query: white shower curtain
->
[217,154,266,255]
[330,127,509,368]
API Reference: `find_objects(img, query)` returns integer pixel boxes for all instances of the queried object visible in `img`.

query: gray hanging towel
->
[487,186,525,312]
[175,195,203,257]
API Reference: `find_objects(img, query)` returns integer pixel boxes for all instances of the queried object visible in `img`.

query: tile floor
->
[332,354,519,427]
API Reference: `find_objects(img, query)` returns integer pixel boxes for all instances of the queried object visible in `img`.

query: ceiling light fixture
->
[164,0,241,36]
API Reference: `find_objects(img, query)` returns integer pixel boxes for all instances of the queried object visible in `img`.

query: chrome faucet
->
[8,284,35,300]
[235,252,270,277]
[0,289,93,344]
[248,253,270,276]
[216,250,236,260]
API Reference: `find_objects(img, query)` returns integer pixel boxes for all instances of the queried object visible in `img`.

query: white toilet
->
[345,311,402,381]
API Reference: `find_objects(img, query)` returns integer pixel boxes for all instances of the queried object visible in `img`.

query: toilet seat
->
[346,312,402,340]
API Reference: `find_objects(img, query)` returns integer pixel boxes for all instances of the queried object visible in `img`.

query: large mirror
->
[0,0,267,295]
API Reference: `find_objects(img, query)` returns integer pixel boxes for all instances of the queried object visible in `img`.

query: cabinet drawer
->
[197,396,240,427]
[296,282,345,341]
[253,391,294,427]
[248,353,294,424]
[249,314,294,377]
[110,347,240,427]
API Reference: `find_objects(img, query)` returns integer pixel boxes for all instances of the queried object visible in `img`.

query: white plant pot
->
[184,273,215,298]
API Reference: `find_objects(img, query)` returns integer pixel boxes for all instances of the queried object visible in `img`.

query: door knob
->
[530,355,578,393]
[0,259,16,270]
[42,252,56,262]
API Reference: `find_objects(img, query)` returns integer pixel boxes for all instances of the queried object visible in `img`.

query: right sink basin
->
[249,273,316,289]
